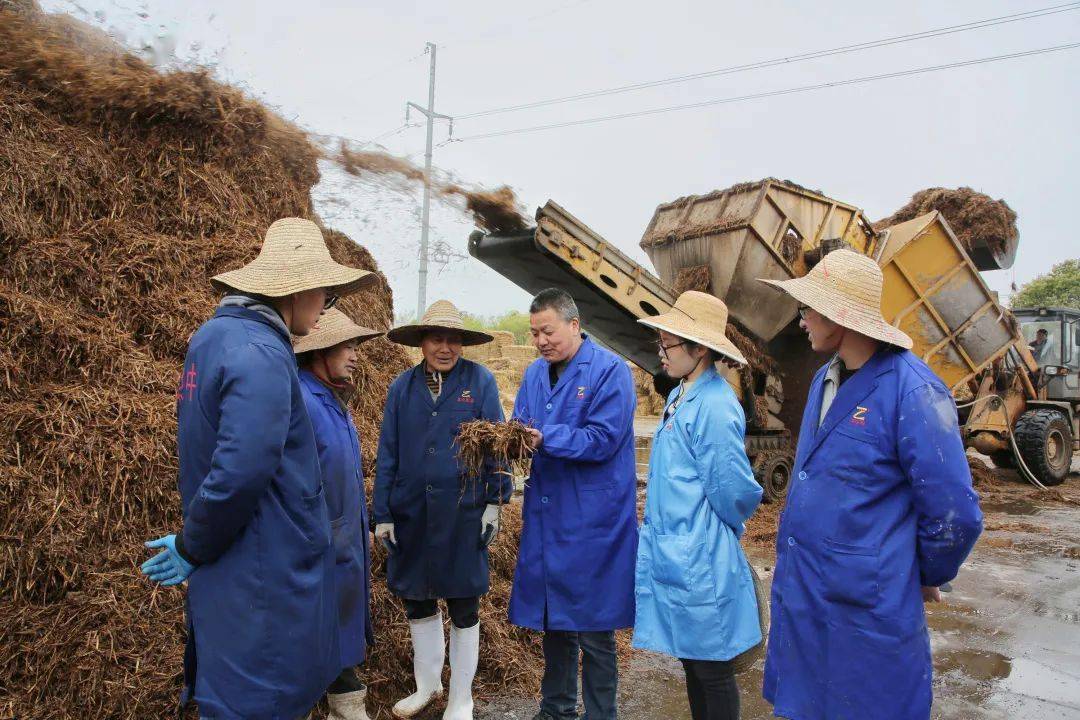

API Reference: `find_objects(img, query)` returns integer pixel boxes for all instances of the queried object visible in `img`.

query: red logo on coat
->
[176,363,197,402]
[457,389,474,404]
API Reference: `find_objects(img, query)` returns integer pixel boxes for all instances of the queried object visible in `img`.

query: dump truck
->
[469,179,1077,499]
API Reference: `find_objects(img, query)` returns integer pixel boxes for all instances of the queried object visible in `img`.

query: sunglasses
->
[324,293,339,310]
[797,305,812,319]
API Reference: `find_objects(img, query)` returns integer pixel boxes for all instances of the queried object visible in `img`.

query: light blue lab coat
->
[632,365,764,660]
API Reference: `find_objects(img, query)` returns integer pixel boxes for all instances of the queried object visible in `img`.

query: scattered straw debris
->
[874,187,1018,259]
[328,143,529,234]
[456,419,533,481]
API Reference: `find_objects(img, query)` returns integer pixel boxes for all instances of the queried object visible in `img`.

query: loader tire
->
[753,451,792,504]
[1014,409,1072,487]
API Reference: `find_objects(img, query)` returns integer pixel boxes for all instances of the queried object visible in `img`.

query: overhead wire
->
[444,41,1080,143]
[453,2,1080,120]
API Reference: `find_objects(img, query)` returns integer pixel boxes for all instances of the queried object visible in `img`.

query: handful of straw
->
[455,419,534,480]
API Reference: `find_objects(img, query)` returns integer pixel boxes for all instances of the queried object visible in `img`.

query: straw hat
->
[637,291,748,366]
[211,218,375,298]
[758,249,912,349]
[387,299,494,347]
[292,308,384,355]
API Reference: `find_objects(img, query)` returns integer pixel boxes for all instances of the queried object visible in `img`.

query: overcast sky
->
[45,0,1080,321]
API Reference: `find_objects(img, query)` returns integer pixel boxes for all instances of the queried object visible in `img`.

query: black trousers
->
[402,596,480,629]
[540,630,618,720]
[680,658,740,720]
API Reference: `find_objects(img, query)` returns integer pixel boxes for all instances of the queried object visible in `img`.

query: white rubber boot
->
[442,622,480,720]
[328,687,372,720]
[392,612,445,718]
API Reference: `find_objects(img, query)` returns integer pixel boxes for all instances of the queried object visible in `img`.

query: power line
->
[352,48,429,87]
[442,0,598,51]
[445,41,1080,143]
[453,2,1080,120]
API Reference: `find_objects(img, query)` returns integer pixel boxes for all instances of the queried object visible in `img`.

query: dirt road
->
[475,462,1080,720]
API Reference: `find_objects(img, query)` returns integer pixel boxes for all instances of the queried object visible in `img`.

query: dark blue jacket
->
[176,306,338,719]
[508,337,639,631]
[299,370,374,670]
[763,348,983,720]
[374,359,510,599]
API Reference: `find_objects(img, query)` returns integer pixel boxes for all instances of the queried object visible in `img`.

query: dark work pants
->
[540,629,617,720]
[679,658,740,720]
[402,596,480,629]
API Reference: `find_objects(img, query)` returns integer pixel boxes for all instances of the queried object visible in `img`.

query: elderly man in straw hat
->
[139,218,374,720]
[374,299,512,720]
[633,291,764,720]
[509,288,638,720]
[294,308,385,720]
[757,249,982,720]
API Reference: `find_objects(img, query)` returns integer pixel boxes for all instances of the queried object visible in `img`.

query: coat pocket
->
[330,514,351,564]
[821,538,880,609]
[298,485,332,553]
[651,534,716,606]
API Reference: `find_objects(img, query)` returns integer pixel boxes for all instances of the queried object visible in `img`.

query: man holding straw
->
[375,299,512,720]
[139,218,374,720]
[509,288,638,720]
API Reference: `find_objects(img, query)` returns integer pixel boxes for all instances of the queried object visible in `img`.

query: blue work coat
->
[373,359,511,599]
[299,370,374,670]
[762,347,983,720]
[633,366,763,660]
[176,306,338,720]
[508,337,639,632]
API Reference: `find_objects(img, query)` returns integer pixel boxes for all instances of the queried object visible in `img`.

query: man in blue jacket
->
[509,288,638,720]
[139,218,374,720]
[757,249,983,720]
[375,299,511,720]
[295,308,385,720]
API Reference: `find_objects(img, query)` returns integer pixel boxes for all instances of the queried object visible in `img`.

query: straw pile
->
[455,419,534,481]
[874,187,1018,258]
[0,6,536,718]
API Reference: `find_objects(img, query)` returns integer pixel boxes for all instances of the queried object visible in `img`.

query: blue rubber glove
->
[141,534,195,587]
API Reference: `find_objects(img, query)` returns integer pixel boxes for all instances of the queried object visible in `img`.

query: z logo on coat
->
[851,406,869,426]
[458,389,474,404]
[576,386,587,400]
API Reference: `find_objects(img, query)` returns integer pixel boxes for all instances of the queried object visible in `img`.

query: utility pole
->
[407,42,451,318]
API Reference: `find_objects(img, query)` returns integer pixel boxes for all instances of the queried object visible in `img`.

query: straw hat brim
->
[386,324,494,347]
[638,312,748,366]
[293,324,384,355]
[211,257,376,298]
[759,276,913,349]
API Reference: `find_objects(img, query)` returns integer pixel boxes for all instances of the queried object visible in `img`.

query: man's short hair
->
[529,288,579,323]
[1036,329,1048,336]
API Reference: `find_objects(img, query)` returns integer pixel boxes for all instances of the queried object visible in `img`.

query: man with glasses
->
[140,218,375,720]
[509,288,638,720]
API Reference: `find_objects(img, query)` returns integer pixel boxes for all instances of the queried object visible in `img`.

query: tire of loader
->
[753,451,793,503]
[1014,408,1073,486]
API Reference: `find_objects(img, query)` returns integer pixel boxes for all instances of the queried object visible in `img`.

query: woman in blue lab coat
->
[634,291,764,720]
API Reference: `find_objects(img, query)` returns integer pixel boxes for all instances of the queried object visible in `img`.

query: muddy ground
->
[466,456,1080,720]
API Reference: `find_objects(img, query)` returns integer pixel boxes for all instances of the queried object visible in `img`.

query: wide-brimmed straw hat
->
[211,218,375,298]
[387,299,494,347]
[758,249,913,349]
[638,291,748,366]
[292,308,384,355]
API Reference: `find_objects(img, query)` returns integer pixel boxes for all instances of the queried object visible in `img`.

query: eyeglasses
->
[797,305,812,319]
[656,339,687,358]
[324,293,339,310]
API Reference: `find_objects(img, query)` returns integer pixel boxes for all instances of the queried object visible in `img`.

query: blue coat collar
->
[408,356,469,409]
[213,305,292,349]
[543,335,595,399]
[805,347,895,461]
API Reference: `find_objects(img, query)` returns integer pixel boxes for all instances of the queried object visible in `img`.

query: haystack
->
[874,187,1018,259]
[0,5,537,718]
